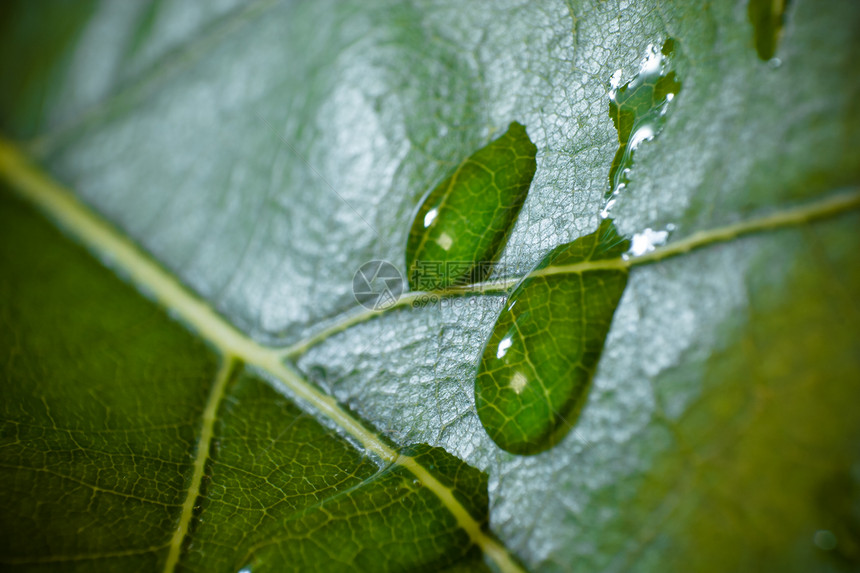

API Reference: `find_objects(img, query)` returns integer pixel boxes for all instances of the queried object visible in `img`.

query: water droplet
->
[748,0,790,61]
[406,122,537,291]
[813,529,837,551]
[628,227,670,256]
[607,39,682,201]
[474,220,630,455]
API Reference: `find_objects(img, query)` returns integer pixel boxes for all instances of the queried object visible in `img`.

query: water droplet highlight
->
[406,122,537,291]
[474,220,630,455]
[606,38,681,207]
[628,227,670,256]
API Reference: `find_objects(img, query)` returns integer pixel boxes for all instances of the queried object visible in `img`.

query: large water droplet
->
[406,122,537,291]
[606,39,681,205]
[474,219,630,455]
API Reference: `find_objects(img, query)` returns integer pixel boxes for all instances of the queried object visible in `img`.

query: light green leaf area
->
[406,121,537,291]
[1,0,860,572]
[0,190,492,572]
[475,220,629,455]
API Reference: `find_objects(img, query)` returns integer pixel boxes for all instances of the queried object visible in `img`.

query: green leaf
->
[406,121,537,291]
[0,188,219,571]
[0,188,499,572]
[474,219,629,455]
[2,1,860,572]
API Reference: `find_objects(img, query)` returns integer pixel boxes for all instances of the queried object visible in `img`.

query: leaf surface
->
[0,187,497,572]
[1,0,860,572]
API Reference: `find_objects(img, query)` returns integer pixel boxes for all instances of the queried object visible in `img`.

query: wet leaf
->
[1,1,860,572]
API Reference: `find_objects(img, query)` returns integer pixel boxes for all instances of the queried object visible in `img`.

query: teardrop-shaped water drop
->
[406,122,537,291]
[474,219,630,455]
[748,0,790,61]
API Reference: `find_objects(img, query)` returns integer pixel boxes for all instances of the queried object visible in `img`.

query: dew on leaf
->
[628,227,670,257]
[605,38,681,209]
[405,122,537,291]
[748,0,790,61]
[474,219,630,455]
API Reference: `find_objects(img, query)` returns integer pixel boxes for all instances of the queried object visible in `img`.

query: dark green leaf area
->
[0,188,219,571]
[240,443,491,573]
[176,367,380,573]
[748,0,789,61]
[475,220,630,455]
[406,121,537,291]
[608,39,681,197]
[0,188,496,572]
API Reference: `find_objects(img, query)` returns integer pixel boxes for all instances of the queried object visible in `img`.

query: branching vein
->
[0,138,524,573]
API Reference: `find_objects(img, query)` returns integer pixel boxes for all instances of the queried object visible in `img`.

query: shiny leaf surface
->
[1,0,860,572]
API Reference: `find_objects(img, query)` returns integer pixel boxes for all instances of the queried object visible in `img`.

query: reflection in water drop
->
[509,371,528,394]
[496,335,513,359]
[604,38,682,215]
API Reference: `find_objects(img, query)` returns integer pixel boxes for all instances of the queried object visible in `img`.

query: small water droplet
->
[813,529,837,551]
[406,122,537,291]
[606,38,682,203]
[748,0,790,61]
[628,227,669,256]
